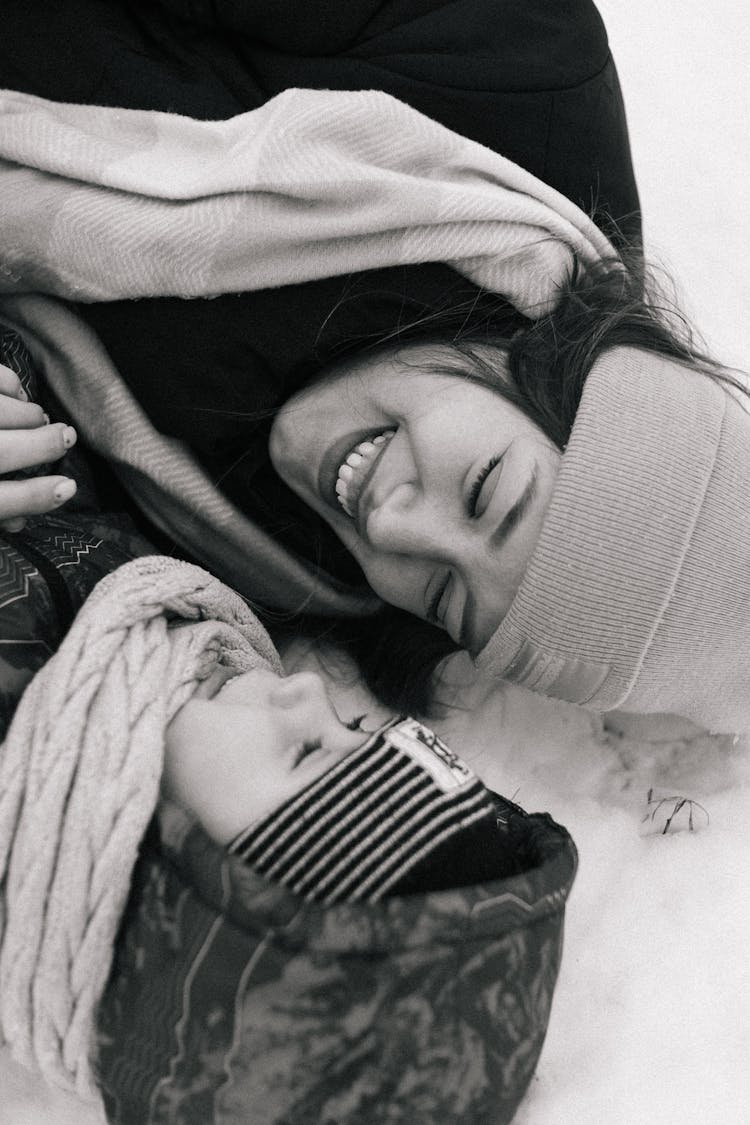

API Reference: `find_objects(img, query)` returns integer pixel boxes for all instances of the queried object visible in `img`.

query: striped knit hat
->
[228,717,504,903]
[477,346,750,734]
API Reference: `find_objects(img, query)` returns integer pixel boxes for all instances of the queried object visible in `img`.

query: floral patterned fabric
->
[97,798,577,1125]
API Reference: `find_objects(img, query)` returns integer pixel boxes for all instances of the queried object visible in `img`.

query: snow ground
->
[598,0,750,374]
[2,2,749,1122]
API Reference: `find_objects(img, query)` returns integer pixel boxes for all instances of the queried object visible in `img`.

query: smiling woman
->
[2,0,746,732]
[0,0,650,724]
[270,343,561,652]
[271,254,750,716]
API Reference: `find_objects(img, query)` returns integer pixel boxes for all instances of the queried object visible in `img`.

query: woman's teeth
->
[335,430,395,518]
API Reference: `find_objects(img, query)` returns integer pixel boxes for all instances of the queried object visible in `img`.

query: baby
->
[165,663,509,904]
[0,552,564,1125]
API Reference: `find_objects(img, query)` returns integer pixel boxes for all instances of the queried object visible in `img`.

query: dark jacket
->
[0,0,641,582]
[97,798,577,1125]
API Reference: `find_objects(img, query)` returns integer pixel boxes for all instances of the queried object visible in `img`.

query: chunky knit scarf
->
[0,556,281,1102]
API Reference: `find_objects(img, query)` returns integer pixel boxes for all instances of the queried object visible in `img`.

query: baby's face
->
[164,667,369,842]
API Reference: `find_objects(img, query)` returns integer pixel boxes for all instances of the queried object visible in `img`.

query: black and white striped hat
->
[228,717,502,904]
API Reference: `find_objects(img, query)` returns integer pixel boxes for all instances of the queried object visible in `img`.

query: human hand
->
[0,363,78,533]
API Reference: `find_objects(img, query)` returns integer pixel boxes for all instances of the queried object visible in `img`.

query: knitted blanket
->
[0,86,617,615]
[0,556,281,1103]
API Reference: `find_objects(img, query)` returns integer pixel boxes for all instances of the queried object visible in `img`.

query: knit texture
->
[229,717,499,904]
[478,347,750,733]
[0,556,280,1102]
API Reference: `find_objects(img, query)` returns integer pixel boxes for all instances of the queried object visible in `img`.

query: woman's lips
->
[335,432,394,518]
[318,428,394,517]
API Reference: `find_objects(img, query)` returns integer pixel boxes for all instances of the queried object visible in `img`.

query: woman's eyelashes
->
[427,570,452,626]
[467,454,502,518]
[425,453,508,632]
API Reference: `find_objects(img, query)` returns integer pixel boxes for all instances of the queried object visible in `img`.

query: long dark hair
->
[323,249,747,715]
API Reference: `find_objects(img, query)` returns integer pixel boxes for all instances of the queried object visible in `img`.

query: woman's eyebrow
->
[459,464,539,650]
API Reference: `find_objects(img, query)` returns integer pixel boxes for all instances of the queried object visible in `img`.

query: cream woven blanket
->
[0,86,614,314]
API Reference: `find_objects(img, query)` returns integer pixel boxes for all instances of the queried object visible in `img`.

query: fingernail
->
[42,412,50,425]
[18,387,28,401]
[62,425,76,448]
[2,517,26,533]
[53,479,77,504]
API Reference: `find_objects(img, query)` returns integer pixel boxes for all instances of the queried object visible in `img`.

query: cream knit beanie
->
[477,346,750,734]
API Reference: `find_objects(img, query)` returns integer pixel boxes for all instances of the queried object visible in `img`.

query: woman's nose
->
[365,484,451,556]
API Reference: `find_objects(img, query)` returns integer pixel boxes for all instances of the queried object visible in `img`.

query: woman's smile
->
[270,342,561,651]
[333,430,394,520]
[316,427,390,514]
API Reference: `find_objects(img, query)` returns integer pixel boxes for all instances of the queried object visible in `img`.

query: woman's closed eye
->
[426,570,452,627]
[425,454,504,631]
[467,454,503,518]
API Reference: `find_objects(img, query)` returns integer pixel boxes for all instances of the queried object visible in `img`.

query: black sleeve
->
[146,0,396,53]
[0,0,640,232]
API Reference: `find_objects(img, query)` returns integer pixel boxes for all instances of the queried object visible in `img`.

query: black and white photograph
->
[0,2,748,1122]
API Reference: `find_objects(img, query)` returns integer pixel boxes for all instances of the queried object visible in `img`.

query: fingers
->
[0,517,28,533]
[0,362,48,428]
[0,363,30,400]
[0,476,77,529]
[0,423,76,473]
[0,395,48,429]
[0,364,79,525]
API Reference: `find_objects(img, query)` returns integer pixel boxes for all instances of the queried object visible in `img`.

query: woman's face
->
[270,344,561,651]
[164,667,368,843]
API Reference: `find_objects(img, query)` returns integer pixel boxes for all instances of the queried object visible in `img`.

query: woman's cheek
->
[268,410,313,483]
[353,553,425,617]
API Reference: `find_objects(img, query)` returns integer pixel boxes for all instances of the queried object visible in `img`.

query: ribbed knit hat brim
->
[228,718,499,903]
[477,346,750,733]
